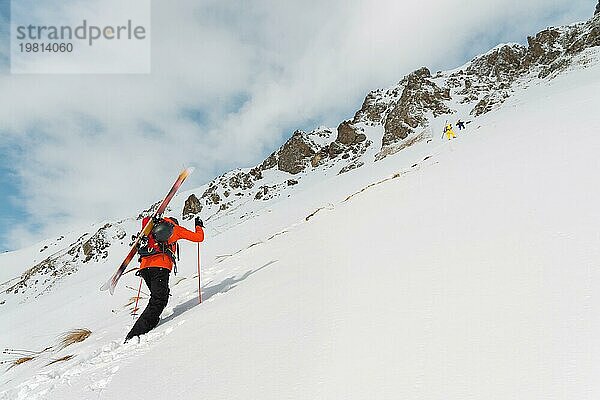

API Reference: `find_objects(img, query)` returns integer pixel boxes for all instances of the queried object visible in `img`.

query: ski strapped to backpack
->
[136,216,181,274]
[100,167,194,294]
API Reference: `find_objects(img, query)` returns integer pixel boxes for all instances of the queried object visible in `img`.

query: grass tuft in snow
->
[45,354,75,366]
[56,329,91,351]
[1,346,52,371]
[2,356,35,370]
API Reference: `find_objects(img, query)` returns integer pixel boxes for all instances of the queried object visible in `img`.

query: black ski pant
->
[126,267,170,341]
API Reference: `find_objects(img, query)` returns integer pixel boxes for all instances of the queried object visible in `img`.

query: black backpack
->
[137,217,180,273]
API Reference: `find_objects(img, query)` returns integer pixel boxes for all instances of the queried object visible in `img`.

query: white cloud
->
[0,0,593,249]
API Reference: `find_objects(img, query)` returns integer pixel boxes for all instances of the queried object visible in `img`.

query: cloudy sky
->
[0,0,593,251]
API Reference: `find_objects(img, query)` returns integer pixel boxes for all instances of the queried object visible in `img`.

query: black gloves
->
[195,217,204,228]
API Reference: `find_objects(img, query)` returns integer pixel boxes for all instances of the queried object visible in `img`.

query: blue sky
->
[0,0,594,251]
[0,0,20,251]
[0,0,7,67]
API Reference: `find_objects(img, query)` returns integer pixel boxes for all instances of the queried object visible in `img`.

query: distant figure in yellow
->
[444,123,456,140]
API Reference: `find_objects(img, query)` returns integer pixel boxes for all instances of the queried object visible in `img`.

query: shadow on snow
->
[159,260,278,325]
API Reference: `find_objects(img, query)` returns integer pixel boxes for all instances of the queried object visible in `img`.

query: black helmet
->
[152,220,175,243]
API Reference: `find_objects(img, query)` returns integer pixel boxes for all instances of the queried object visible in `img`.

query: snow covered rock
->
[82,223,121,263]
[5,223,125,300]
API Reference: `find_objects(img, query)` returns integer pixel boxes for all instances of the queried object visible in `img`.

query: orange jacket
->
[139,223,204,271]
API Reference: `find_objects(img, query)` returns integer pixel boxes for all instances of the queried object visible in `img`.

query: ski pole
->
[442,119,448,140]
[197,243,202,304]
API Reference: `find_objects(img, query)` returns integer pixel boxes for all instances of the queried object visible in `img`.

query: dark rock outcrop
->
[255,184,279,200]
[228,171,256,190]
[200,183,220,205]
[339,161,364,175]
[382,67,452,147]
[183,194,202,220]
[336,120,367,147]
[352,89,389,125]
[260,152,278,170]
[276,131,315,174]
[444,44,527,117]
[468,44,526,80]
[328,141,344,158]
[311,153,323,167]
[445,18,600,117]
[524,28,563,67]
[336,120,359,145]
[81,223,114,263]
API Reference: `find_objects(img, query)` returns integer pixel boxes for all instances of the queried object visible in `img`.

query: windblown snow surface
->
[2,48,600,399]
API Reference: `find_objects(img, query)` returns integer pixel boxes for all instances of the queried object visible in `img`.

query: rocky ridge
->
[182,16,599,220]
[5,223,126,299]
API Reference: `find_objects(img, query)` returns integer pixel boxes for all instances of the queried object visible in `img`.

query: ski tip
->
[184,167,195,176]
[100,280,115,295]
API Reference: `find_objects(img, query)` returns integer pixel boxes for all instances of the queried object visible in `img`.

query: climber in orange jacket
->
[125,216,204,342]
[138,217,204,271]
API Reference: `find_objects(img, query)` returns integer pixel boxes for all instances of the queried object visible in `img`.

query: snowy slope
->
[1,20,600,400]
[101,55,600,400]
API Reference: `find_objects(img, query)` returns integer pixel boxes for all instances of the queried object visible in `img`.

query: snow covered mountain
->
[1,14,600,399]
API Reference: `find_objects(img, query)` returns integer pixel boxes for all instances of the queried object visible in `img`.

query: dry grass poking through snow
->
[2,356,35,371]
[2,329,91,370]
[46,354,75,366]
[56,328,92,351]
[1,346,52,371]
